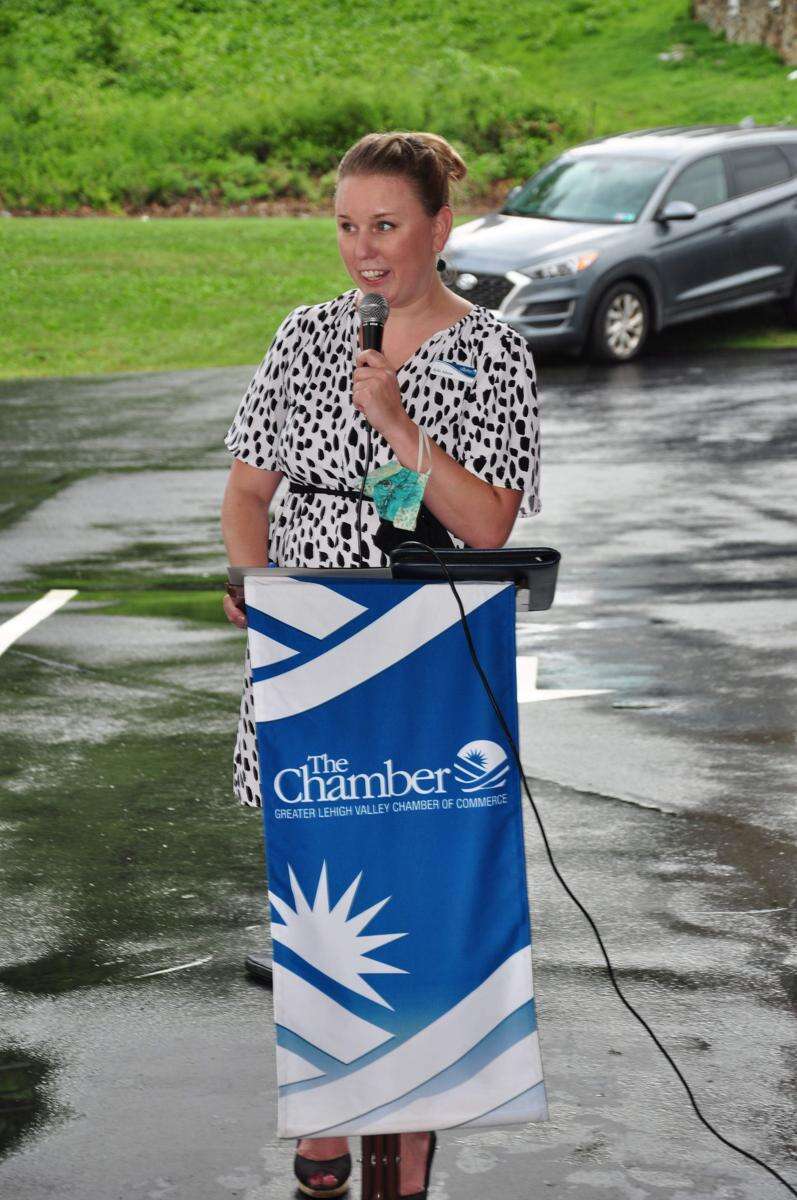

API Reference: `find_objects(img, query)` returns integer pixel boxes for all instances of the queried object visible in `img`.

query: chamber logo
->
[454,740,510,793]
[429,358,477,381]
[273,741,510,803]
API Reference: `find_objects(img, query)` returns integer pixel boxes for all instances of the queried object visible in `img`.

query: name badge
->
[429,358,477,381]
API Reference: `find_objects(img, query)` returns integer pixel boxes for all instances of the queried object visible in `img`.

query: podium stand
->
[240,559,556,1194]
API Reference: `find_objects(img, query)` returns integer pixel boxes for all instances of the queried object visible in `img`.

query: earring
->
[436,256,447,272]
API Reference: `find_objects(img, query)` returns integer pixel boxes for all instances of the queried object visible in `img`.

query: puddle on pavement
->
[0,1044,62,1161]
[0,641,268,999]
[0,943,129,995]
[0,469,229,588]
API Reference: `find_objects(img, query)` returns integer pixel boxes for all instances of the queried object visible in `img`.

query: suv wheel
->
[588,281,650,363]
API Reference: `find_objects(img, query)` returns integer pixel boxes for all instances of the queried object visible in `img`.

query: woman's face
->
[335,172,450,310]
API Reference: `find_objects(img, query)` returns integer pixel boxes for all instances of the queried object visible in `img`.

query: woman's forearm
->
[386,417,520,548]
[221,488,270,566]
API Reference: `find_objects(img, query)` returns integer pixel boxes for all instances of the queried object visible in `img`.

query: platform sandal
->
[293,1142,352,1198]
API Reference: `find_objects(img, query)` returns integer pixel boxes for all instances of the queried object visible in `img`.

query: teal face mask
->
[362,427,432,531]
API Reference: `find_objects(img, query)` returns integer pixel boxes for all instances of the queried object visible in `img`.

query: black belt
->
[288,479,368,502]
[288,477,456,552]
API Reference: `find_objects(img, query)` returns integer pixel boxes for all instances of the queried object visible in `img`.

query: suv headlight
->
[524,250,599,280]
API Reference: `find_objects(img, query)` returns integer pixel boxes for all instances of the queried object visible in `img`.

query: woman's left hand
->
[352,349,413,440]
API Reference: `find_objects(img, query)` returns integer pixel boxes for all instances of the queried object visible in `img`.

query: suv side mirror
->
[655,199,698,223]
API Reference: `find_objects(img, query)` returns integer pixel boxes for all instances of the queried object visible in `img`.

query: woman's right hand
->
[223,589,248,629]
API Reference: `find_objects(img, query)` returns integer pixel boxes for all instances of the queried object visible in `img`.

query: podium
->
[237,551,559,1192]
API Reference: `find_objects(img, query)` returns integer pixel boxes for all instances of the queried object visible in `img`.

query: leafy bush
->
[0,0,792,211]
[0,0,587,209]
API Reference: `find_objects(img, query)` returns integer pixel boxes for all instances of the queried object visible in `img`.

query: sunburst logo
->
[268,862,408,1009]
[453,739,509,793]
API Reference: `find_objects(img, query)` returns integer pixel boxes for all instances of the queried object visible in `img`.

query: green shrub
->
[0,0,793,211]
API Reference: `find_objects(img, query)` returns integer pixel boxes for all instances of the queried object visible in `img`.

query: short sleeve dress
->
[223,287,541,808]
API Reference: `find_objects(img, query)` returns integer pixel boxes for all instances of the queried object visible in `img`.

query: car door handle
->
[722,223,738,234]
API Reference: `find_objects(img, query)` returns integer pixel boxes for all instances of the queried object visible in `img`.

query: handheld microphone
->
[358,292,389,352]
[354,292,389,567]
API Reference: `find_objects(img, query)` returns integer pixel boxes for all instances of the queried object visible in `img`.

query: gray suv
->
[444,125,797,362]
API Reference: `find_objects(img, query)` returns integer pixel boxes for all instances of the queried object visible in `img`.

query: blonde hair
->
[336,131,467,215]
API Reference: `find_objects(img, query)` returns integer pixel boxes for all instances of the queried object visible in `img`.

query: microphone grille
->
[359,292,389,324]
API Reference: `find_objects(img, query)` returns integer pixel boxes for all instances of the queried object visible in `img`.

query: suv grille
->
[449,273,514,310]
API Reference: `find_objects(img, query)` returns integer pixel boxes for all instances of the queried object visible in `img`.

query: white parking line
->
[516,655,612,704]
[132,955,213,979]
[0,589,78,656]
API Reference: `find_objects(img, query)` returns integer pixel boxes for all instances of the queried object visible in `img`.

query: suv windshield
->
[503,155,671,223]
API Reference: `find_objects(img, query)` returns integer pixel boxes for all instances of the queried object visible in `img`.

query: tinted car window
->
[664,155,727,211]
[503,155,670,223]
[728,145,791,196]
[778,142,797,174]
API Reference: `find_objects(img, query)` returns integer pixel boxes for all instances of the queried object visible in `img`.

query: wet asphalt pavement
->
[0,347,795,1199]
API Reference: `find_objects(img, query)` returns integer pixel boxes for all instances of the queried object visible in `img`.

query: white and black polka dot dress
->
[223,287,541,809]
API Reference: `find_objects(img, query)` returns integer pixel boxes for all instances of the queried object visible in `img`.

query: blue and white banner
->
[244,575,548,1137]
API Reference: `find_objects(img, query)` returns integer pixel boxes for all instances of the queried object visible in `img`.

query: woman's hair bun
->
[337,130,467,214]
[408,132,468,184]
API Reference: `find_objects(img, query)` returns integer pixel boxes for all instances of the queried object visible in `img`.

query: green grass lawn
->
[3,0,797,376]
[1,217,351,377]
[2,215,795,380]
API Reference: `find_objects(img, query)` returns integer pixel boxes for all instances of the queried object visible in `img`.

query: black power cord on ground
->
[392,538,797,1200]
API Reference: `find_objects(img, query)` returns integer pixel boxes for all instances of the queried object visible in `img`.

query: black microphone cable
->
[391,538,797,1200]
[353,408,794,1191]
[349,317,793,1191]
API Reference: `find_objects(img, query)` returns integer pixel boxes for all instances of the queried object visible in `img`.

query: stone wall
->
[692,0,797,65]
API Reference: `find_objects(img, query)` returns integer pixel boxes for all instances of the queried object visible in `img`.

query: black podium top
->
[389,546,559,611]
[229,547,560,612]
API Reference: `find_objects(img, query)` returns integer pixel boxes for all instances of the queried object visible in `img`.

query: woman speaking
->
[221,130,541,1198]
